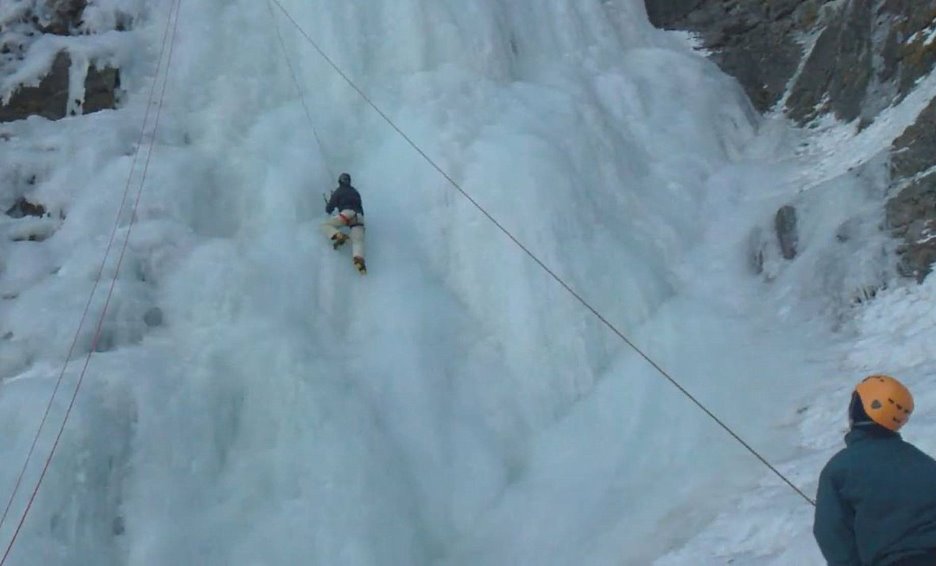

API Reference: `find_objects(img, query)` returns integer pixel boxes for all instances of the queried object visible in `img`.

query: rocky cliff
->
[0,0,127,123]
[646,0,936,281]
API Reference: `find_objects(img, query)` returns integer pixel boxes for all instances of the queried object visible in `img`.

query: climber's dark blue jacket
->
[326,183,363,216]
[814,426,936,565]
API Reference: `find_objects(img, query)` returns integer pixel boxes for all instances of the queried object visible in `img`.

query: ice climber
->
[814,374,936,566]
[322,172,366,274]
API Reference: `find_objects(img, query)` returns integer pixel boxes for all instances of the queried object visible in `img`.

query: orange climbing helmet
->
[854,374,914,432]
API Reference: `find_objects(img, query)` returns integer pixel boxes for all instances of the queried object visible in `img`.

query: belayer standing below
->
[814,374,936,566]
[322,172,366,274]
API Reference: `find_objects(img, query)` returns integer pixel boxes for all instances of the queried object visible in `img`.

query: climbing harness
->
[338,211,363,228]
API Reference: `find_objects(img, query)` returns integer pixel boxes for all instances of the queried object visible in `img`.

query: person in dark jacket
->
[322,172,366,273]
[814,374,936,566]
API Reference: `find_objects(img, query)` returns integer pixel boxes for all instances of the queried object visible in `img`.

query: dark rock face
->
[785,0,873,124]
[645,0,831,113]
[887,176,936,282]
[775,205,799,260]
[0,52,71,122]
[645,0,936,282]
[886,99,936,280]
[5,197,47,219]
[143,307,164,328]
[645,0,705,28]
[880,0,936,98]
[645,0,936,122]
[0,1,121,123]
[0,51,119,123]
[891,97,936,181]
[887,174,936,235]
[33,0,88,35]
[84,65,120,114]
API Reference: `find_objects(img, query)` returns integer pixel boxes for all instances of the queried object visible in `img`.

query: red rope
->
[0,1,180,536]
[0,0,183,561]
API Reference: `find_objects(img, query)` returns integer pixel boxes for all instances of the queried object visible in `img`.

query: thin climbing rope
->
[266,0,335,184]
[0,0,181,539]
[266,0,816,508]
[0,0,185,562]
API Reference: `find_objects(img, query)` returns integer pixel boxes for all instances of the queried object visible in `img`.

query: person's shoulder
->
[901,438,936,463]
[821,444,854,477]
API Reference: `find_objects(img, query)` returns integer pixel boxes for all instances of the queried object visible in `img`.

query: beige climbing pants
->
[321,209,365,260]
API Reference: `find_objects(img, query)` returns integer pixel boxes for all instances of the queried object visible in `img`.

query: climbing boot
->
[353,256,367,275]
[331,232,349,250]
